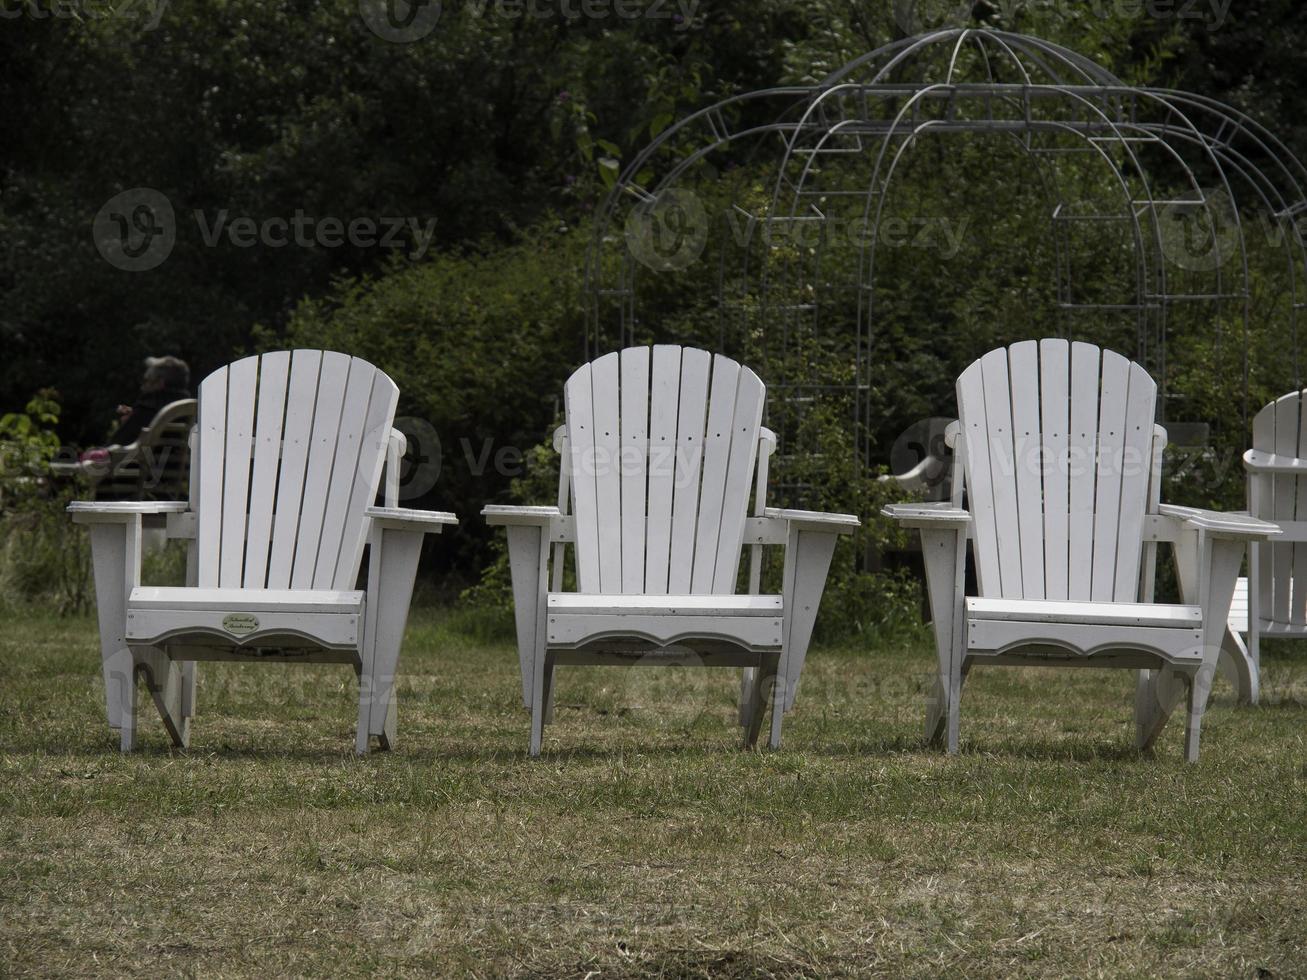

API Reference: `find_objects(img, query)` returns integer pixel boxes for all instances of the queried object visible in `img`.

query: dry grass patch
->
[2,607,1305,977]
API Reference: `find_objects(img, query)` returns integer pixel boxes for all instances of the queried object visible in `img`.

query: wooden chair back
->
[562,345,768,595]
[954,339,1163,602]
[1248,389,1307,626]
[193,350,398,590]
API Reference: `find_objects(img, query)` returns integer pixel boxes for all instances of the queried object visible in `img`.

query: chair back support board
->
[955,339,1163,603]
[1249,389,1307,626]
[193,350,398,590]
[562,345,766,596]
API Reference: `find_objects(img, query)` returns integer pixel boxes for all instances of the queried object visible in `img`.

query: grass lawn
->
[1,605,1305,977]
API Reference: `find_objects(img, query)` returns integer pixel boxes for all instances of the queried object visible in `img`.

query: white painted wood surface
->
[73,350,454,753]
[887,339,1277,761]
[1234,389,1307,672]
[487,345,856,756]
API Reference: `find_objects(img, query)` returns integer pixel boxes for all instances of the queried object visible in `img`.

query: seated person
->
[105,355,192,448]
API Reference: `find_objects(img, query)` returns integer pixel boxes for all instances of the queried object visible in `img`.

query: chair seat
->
[1229,577,1307,636]
[965,597,1205,665]
[126,587,364,652]
[967,597,1202,628]
[546,593,784,650]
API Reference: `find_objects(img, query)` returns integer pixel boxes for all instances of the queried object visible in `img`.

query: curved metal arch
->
[586,28,1307,482]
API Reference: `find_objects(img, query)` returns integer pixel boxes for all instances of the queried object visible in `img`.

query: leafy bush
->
[0,391,91,614]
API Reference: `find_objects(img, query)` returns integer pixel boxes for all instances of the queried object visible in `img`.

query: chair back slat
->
[1009,341,1045,599]
[218,355,259,587]
[1293,395,1307,625]
[330,368,400,588]
[242,351,290,588]
[564,345,766,595]
[1067,342,1101,598]
[266,351,322,588]
[691,356,741,592]
[643,346,683,595]
[713,369,766,592]
[290,352,352,587]
[1249,389,1307,625]
[1038,340,1070,600]
[195,350,397,591]
[957,339,1158,602]
[619,348,650,594]
[668,348,711,594]
[588,352,623,593]
[1089,350,1130,600]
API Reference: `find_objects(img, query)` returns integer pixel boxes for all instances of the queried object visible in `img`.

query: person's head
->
[142,355,189,394]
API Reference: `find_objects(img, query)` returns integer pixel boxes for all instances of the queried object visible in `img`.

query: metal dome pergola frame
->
[584,28,1307,476]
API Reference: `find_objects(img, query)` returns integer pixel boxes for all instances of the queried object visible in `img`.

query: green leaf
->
[598,157,621,188]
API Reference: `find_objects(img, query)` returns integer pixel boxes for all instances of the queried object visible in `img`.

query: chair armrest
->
[482,505,574,542]
[763,507,859,534]
[482,504,561,526]
[882,502,971,529]
[1156,504,1280,540]
[1243,449,1307,474]
[365,506,457,533]
[68,501,190,524]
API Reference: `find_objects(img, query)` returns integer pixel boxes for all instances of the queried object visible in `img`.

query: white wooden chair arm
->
[482,504,560,526]
[1242,448,1307,474]
[761,507,859,534]
[68,501,190,524]
[1155,504,1280,540]
[365,506,457,533]
[481,504,576,542]
[882,502,971,529]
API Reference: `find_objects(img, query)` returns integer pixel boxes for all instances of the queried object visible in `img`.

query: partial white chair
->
[1231,388,1307,673]
[484,345,857,756]
[884,339,1278,762]
[70,350,456,753]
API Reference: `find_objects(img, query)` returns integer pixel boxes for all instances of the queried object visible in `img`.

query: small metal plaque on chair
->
[222,613,259,636]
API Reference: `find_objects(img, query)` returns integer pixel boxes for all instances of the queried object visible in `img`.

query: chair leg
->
[136,647,190,749]
[737,667,756,727]
[742,656,777,749]
[529,653,551,757]
[118,663,139,753]
[925,676,947,745]
[378,695,398,752]
[1135,665,1186,753]
[944,662,964,755]
[768,687,785,751]
[1184,668,1211,764]
[929,658,967,754]
[541,665,556,727]
[354,662,371,756]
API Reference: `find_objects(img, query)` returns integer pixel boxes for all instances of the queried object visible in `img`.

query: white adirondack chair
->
[1230,388,1307,669]
[884,340,1278,762]
[483,345,857,756]
[70,350,456,753]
